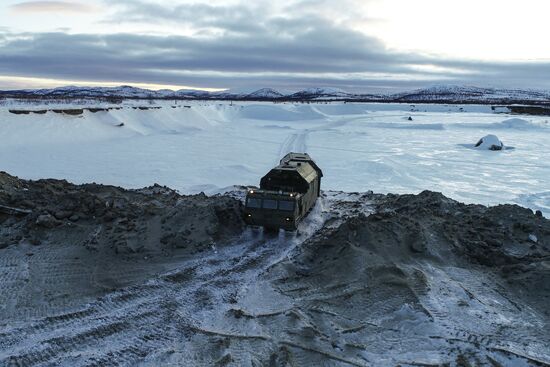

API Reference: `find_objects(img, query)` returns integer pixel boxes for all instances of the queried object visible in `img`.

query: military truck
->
[243,153,323,230]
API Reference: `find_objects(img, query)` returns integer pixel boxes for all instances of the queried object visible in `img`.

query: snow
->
[0,100,549,216]
[499,117,544,129]
[395,84,550,102]
[244,88,285,98]
[238,104,324,121]
[475,134,504,150]
[293,87,350,96]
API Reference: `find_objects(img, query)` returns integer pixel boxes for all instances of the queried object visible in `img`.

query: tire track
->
[276,130,308,164]
[0,199,331,366]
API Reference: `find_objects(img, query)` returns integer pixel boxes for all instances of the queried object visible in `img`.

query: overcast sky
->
[0,0,549,92]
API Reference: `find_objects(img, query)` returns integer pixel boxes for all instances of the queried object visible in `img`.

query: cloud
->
[0,28,438,83]
[10,1,94,14]
[1,0,549,91]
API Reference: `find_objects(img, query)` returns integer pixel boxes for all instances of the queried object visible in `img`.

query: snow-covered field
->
[1,100,550,366]
[1,100,549,215]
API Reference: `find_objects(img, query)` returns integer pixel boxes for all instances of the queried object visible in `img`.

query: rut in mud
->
[1,173,549,366]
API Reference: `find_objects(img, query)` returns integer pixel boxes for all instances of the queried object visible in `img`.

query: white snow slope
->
[0,100,549,216]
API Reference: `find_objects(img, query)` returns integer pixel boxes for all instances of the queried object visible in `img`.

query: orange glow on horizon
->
[0,75,226,92]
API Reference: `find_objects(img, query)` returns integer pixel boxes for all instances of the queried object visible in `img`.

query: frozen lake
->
[1,100,549,215]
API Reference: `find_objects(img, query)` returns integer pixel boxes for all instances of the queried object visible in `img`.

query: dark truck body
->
[244,153,323,230]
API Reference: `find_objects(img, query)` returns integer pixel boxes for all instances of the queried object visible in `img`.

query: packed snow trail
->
[277,131,308,161]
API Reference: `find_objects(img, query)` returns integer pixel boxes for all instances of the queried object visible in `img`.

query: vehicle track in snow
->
[275,115,360,164]
[276,131,308,162]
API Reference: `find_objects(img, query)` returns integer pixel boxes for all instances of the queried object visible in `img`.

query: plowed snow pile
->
[1,173,549,366]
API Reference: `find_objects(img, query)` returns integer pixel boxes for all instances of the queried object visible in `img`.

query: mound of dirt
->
[240,190,550,365]
[375,191,550,313]
[376,191,549,269]
[1,177,549,366]
[0,171,245,319]
[0,171,244,253]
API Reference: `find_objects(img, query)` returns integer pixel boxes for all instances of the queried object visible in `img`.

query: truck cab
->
[243,153,322,230]
[244,190,302,230]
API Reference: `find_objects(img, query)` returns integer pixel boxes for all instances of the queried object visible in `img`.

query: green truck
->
[243,153,323,230]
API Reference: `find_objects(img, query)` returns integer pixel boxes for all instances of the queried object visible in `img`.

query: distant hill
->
[1,84,549,104]
[391,85,550,103]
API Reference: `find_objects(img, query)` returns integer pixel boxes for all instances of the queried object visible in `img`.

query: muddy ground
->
[0,172,244,320]
[0,172,549,366]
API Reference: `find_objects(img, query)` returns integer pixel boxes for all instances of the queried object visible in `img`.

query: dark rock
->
[61,109,84,116]
[30,237,41,246]
[54,210,72,220]
[104,211,116,222]
[409,239,426,253]
[20,200,36,209]
[8,110,31,115]
[36,214,61,228]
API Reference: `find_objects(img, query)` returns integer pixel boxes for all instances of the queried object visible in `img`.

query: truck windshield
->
[278,200,295,211]
[262,199,277,209]
[246,198,261,208]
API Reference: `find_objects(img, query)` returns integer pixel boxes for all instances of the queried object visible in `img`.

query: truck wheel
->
[263,226,279,234]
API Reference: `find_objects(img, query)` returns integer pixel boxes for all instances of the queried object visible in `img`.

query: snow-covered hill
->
[245,88,285,99]
[286,87,352,99]
[393,85,550,103]
[18,85,159,98]
[1,84,550,103]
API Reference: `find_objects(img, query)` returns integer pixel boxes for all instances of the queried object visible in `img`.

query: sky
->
[0,0,549,92]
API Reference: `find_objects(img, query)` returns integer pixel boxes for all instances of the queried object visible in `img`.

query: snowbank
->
[313,103,368,115]
[237,104,323,121]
